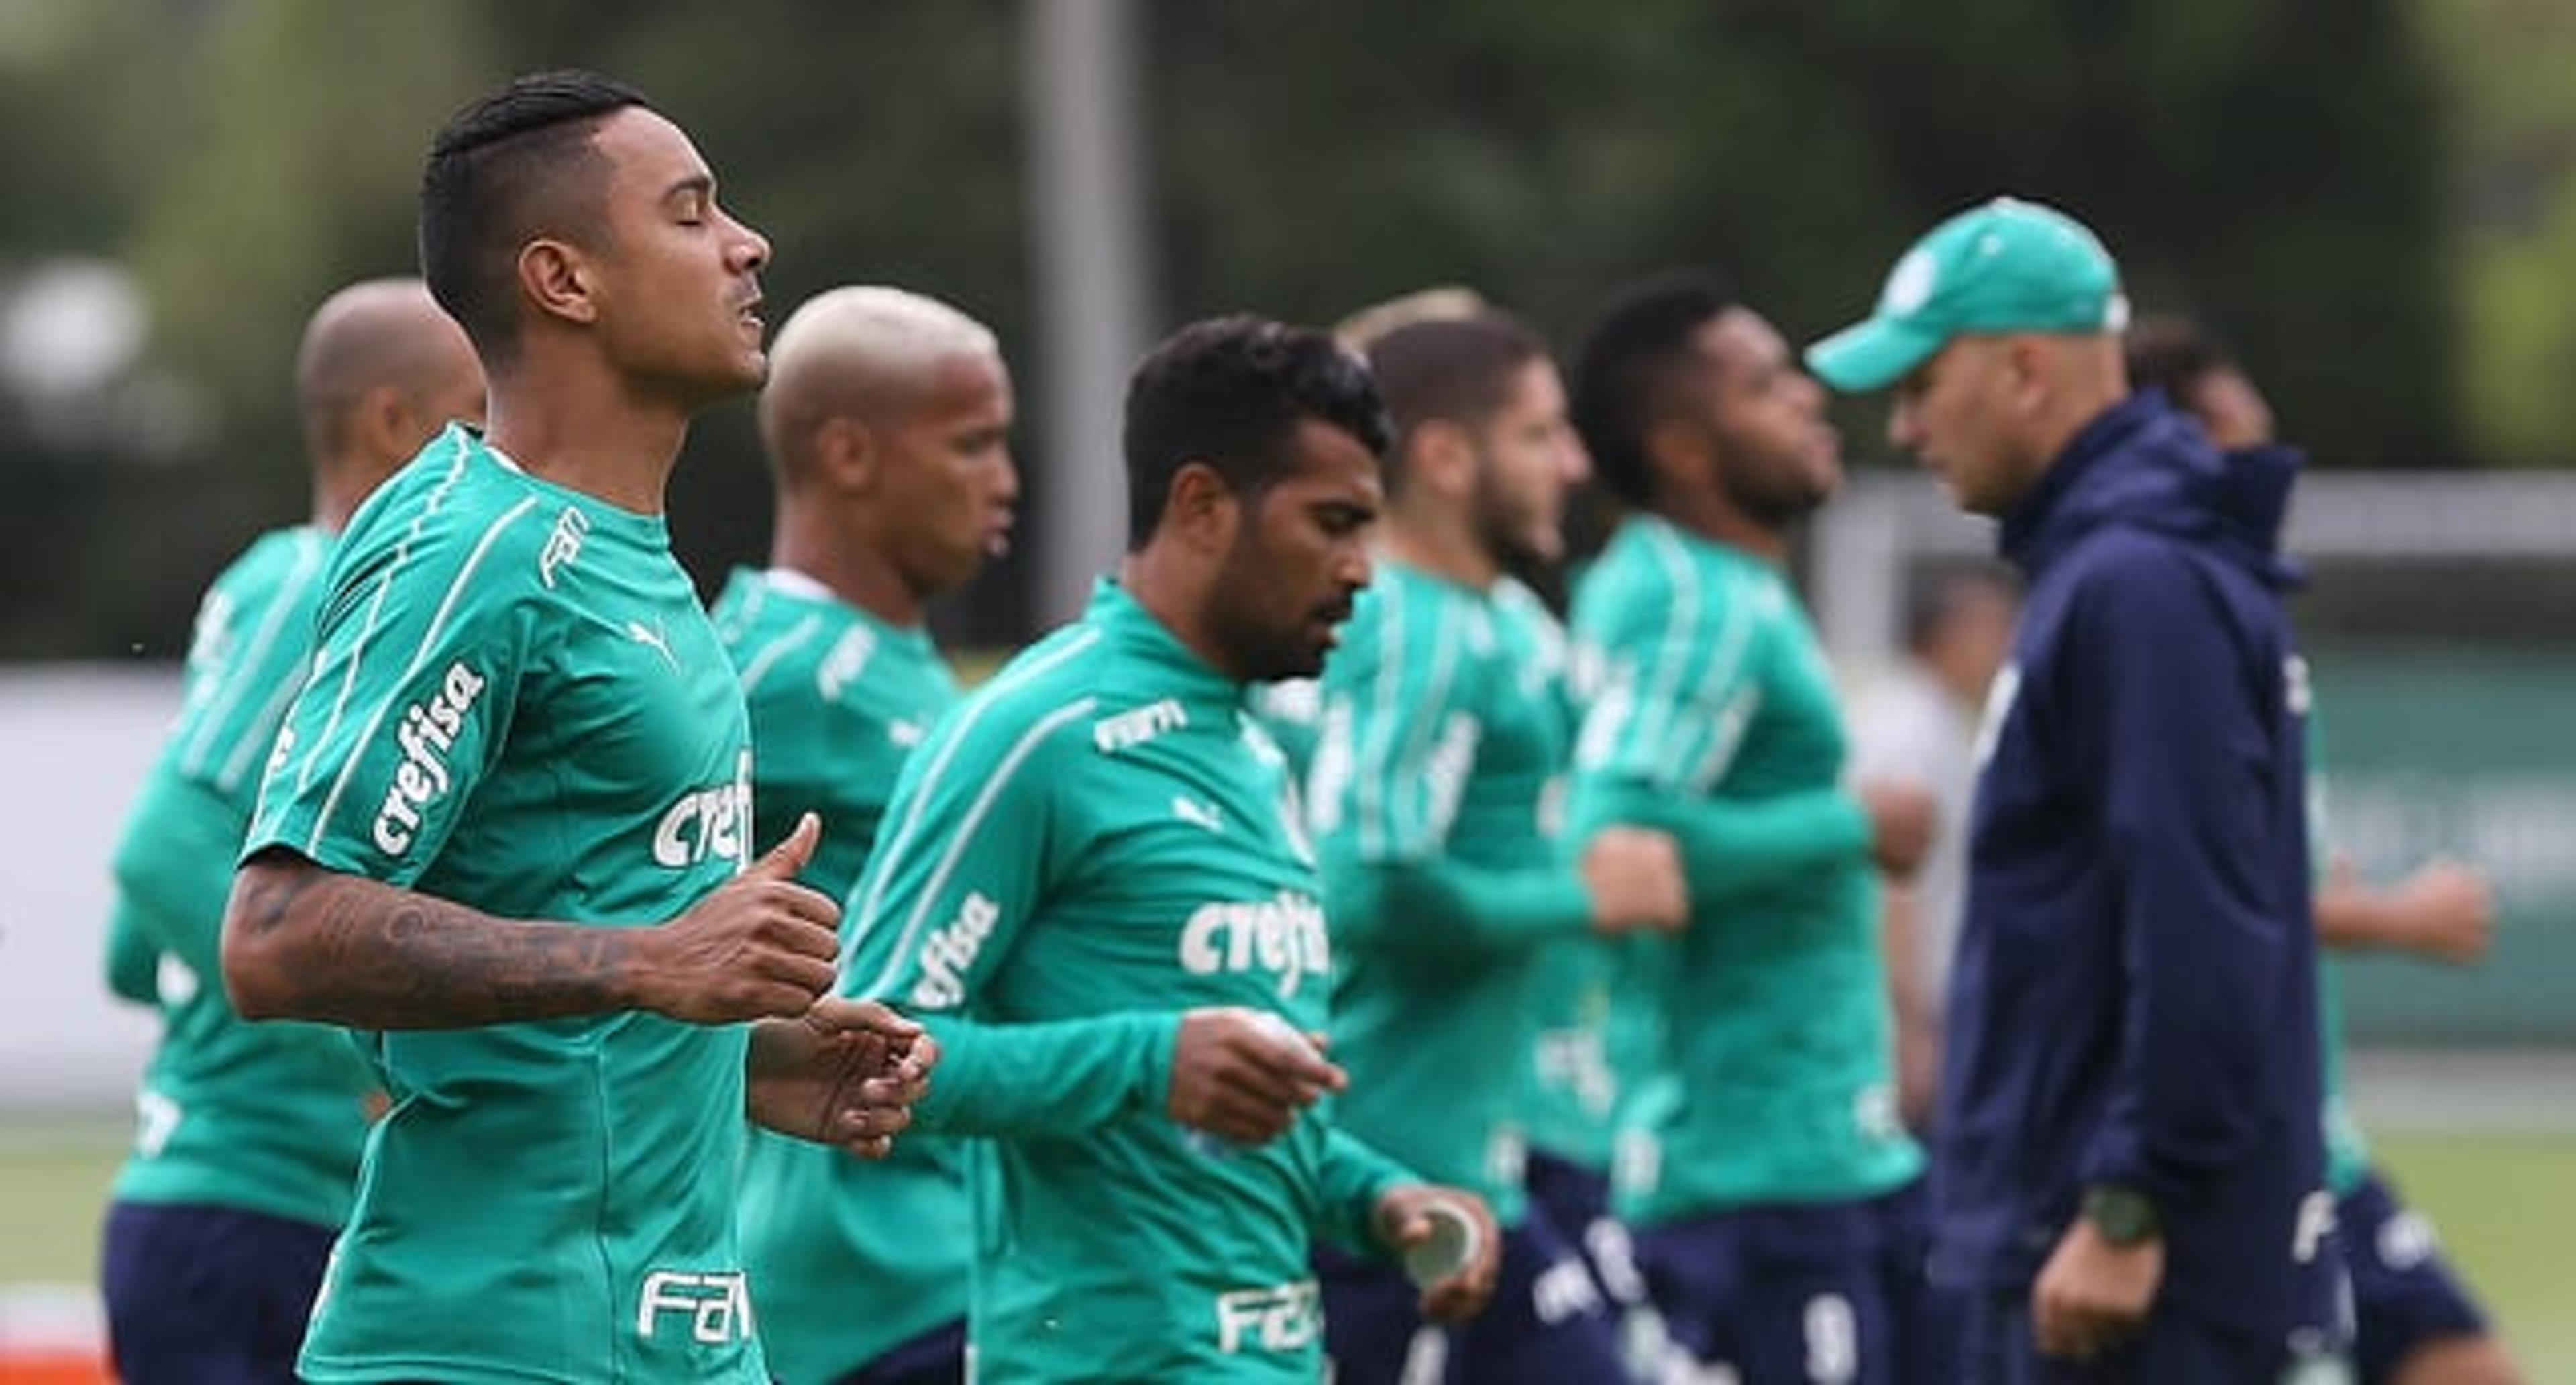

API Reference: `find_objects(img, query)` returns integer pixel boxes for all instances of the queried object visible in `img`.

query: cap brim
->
[1804,316,1949,393]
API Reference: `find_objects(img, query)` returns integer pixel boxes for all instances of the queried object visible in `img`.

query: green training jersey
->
[106,524,377,1229]
[1493,580,1644,1173]
[1307,564,1591,1224]
[1521,933,1625,1169]
[710,567,956,896]
[1566,516,1923,1223]
[246,426,764,1384]
[712,566,971,1383]
[2306,710,2369,1194]
[1247,676,1324,786]
[841,579,1419,1384]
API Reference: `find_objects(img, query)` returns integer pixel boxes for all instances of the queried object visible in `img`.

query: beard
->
[1470,474,1564,586]
[1719,457,1829,531]
[1207,540,1350,682]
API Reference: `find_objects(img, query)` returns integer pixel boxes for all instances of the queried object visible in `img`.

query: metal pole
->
[1024,0,1154,627]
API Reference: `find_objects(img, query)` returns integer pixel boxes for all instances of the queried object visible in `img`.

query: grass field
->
[7,1118,2572,1374]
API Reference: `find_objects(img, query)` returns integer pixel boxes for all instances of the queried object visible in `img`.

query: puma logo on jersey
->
[371,660,488,856]
[652,750,753,870]
[888,719,926,748]
[627,620,680,672]
[910,892,1001,1008]
[1095,699,1187,753]
[1178,891,1329,1000]
[539,506,588,588]
[1172,794,1224,833]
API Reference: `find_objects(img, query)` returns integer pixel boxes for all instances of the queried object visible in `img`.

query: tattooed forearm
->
[233,862,323,938]
[223,854,642,1029]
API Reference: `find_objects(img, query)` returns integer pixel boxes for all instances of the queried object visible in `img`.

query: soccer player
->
[2129,313,2524,1385]
[722,285,1019,1385]
[837,315,1503,1383]
[1564,272,1939,1384]
[1302,313,1685,1383]
[1808,197,2328,1380]
[218,71,930,1384]
[1249,285,1496,780]
[97,277,483,1384]
[1847,566,2021,1131]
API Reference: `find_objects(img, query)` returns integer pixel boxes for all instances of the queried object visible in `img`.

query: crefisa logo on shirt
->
[910,891,1001,1009]
[372,660,489,855]
[653,749,753,870]
[1177,890,1330,1000]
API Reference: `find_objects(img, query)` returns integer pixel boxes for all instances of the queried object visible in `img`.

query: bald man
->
[719,287,1017,1385]
[1811,200,2330,1382]
[98,278,483,1384]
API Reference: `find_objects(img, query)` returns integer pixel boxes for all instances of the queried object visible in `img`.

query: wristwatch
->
[2081,1184,2163,1246]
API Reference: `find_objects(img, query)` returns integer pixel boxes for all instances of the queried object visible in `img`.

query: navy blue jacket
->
[1931,391,2327,1338]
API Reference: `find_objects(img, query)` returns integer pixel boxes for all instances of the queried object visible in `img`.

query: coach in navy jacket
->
[1808,198,2328,1382]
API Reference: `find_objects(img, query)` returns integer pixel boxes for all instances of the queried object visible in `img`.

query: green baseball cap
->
[1805,196,2128,393]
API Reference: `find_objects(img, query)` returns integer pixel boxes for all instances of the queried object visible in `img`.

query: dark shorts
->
[1525,1148,1650,1308]
[2341,1169,2490,1384]
[1957,1292,2290,1385]
[100,1199,337,1385]
[830,1317,966,1385]
[1318,1204,1629,1384]
[1632,1179,1956,1384]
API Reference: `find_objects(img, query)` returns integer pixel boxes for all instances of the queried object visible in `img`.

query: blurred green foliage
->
[2425,0,2576,468]
[0,0,2494,657]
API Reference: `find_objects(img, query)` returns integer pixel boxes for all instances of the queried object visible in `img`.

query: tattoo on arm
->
[235,864,321,938]
[229,856,637,1029]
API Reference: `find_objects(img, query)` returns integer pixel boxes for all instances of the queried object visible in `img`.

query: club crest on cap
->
[1882,248,1938,317]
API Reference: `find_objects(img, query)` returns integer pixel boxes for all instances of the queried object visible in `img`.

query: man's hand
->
[633,813,843,1025]
[746,998,937,1160]
[1579,825,1689,935]
[2031,1216,2163,1360]
[1167,1007,1346,1147]
[1860,780,1937,879]
[1373,1185,1501,1323]
[2381,858,2496,966]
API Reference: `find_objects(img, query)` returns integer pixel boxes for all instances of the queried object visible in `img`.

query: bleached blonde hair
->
[758,286,1000,480]
[1332,285,1490,354]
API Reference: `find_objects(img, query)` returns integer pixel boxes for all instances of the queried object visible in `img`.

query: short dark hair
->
[1122,315,1391,551]
[1570,272,1737,507]
[1364,314,1548,496]
[2124,313,2235,403]
[419,70,651,362]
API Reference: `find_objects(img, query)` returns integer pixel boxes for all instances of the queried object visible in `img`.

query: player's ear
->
[1640,415,1710,500]
[519,236,598,330]
[812,417,879,494]
[347,383,413,466]
[2005,336,2051,412]
[1163,460,1240,556]
[1407,420,1476,501]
